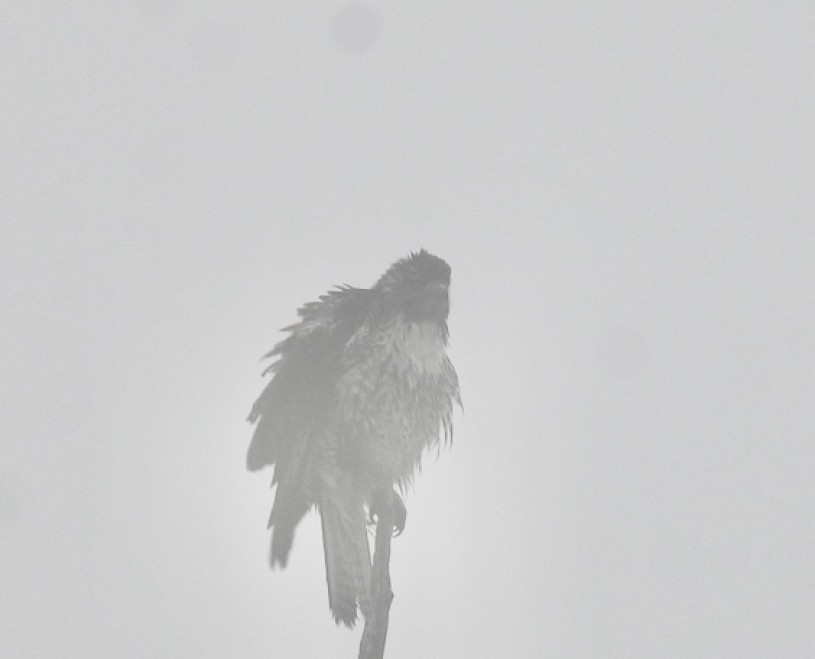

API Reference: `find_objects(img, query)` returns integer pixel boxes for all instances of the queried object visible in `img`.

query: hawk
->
[247,250,461,627]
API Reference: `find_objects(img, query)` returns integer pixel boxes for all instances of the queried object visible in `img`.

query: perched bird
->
[247,250,461,627]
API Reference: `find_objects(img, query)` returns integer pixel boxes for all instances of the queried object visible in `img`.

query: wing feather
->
[246,286,375,566]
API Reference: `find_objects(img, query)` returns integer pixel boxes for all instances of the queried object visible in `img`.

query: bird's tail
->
[319,491,372,627]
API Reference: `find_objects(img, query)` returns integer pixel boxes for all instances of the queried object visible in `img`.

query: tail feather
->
[320,493,371,627]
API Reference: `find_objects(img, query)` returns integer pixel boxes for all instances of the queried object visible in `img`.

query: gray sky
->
[2,2,814,657]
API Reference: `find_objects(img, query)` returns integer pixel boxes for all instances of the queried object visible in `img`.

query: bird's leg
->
[369,488,407,537]
[389,491,407,537]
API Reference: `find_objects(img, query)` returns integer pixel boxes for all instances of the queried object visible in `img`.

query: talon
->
[391,492,406,537]
[370,489,408,537]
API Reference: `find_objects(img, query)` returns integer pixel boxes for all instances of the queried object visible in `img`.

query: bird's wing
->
[246,286,375,566]
[247,285,374,470]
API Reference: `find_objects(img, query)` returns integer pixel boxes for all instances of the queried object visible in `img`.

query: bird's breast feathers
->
[384,320,449,376]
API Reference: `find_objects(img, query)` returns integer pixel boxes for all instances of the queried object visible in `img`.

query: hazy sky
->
[2,2,814,657]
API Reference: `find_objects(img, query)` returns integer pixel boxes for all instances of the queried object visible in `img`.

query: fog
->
[2,2,814,657]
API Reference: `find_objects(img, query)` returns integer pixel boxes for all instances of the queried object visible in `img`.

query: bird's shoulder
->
[246,286,376,434]
[263,285,377,375]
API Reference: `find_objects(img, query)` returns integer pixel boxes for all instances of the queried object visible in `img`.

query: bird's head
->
[375,250,452,325]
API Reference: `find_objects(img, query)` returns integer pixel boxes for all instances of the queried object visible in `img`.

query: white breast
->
[390,321,447,375]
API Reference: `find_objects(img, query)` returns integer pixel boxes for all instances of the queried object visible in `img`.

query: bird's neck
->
[388,319,448,376]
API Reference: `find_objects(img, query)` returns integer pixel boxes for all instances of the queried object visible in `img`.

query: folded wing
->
[247,286,374,566]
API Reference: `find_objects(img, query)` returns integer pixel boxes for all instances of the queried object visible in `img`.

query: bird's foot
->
[369,489,407,537]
